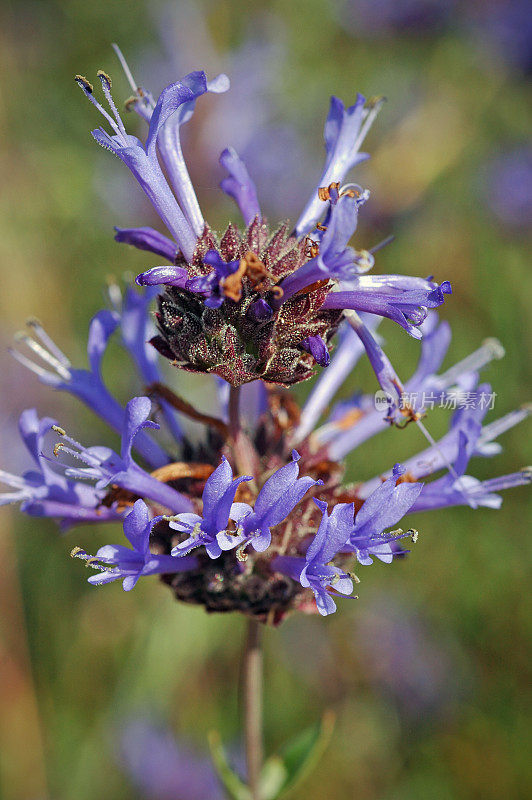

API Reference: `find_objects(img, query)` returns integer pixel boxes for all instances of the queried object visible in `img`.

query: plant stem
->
[228,385,258,481]
[243,618,263,800]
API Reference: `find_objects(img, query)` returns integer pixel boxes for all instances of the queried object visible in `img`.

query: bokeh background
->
[1,0,531,798]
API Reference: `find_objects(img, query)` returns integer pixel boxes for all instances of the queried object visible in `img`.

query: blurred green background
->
[0,0,531,798]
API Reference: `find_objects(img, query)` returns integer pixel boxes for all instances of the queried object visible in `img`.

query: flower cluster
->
[1,49,529,621]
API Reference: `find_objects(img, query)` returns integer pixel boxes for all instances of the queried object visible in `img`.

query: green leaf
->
[260,711,335,800]
[258,756,286,799]
[208,731,252,800]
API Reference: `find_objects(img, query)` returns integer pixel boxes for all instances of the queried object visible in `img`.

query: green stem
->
[243,618,263,800]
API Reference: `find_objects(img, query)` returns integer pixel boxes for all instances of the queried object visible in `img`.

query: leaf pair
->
[208,712,335,800]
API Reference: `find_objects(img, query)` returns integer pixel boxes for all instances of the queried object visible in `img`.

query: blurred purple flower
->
[119,718,224,799]
[355,595,468,721]
[338,0,453,37]
[465,0,532,74]
[481,147,532,230]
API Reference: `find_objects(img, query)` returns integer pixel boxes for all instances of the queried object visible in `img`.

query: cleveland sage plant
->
[2,44,530,800]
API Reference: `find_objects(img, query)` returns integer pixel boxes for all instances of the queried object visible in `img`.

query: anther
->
[97,69,112,89]
[75,74,93,94]
[318,182,340,202]
[53,443,65,457]
[236,544,248,562]
[367,95,386,109]
[124,95,139,112]
[52,425,66,436]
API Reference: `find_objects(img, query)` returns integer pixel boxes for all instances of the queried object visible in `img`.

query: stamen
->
[369,235,395,255]
[111,43,139,95]
[26,318,71,367]
[304,236,320,258]
[51,426,103,469]
[9,348,57,381]
[124,96,139,112]
[105,278,122,312]
[97,69,127,137]
[477,404,531,446]
[354,96,385,152]
[236,544,249,562]
[413,417,468,501]
[14,332,72,381]
[339,183,370,203]
[435,338,505,388]
[318,182,340,202]
[75,73,124,138]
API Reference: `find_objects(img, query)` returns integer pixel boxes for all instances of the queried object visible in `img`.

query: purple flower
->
[0,409,119,526]
[278,192,371,303]
[346,464,423,564]
[339,0,453,38]
[118,717,224,800]
[465,0,532,75]
[299,335,330,367]
[481,147,532,231]
[185,251,242,308]
[77,71,199,260]
[295,94,379,236]
[219,146,261,226]
[274,500,355,616]
[52,396,193,514]
[358,393,531,508]
[293,315,381,443]
[10,313,168,468]
[73,499,196,590]
[108,283,184,443]
[218,451,322,554]
[3,42,528,633]
[412,429,532,512]
[114,226,178,261]
[322,276,452,339]
[319,314,506,460]
[135,265,189,288]
[169,457,252,559]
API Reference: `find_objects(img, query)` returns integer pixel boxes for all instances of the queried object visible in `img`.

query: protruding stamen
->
[9,348,56,381]
[369,235,395,255]
[435,338,505,389]
[51,425,102,469]
[97,69,127,137]
[111,43,139,95]
[75,73,124,139]
[26,318,71,368]
[14,331,72,380]
[357,96,386,148]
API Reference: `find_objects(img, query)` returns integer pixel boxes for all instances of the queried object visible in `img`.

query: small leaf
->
[258,756,286,799]
[265,711,335,799]
[208,730,252,800]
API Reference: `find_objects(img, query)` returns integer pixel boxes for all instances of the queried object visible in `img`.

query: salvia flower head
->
[1,46,529,624]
